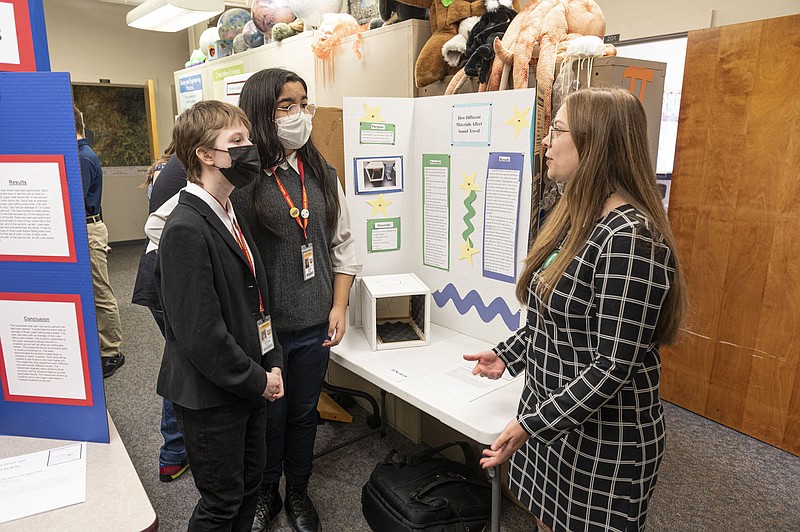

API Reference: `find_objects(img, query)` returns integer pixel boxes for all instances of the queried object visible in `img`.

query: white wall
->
[43,0,188,154]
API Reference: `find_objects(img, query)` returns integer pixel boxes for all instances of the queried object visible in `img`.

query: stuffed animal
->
[311,13,369,86]
[414,0,521,88]
[185,48,207,68]
[462,0,517,85]
[487,0,613,126]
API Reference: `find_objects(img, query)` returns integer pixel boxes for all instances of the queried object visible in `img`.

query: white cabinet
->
[173,19,431,111]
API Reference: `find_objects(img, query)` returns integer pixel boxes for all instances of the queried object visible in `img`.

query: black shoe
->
[102,353,125,378]
[252,482,282,532]
[285,484,320,532]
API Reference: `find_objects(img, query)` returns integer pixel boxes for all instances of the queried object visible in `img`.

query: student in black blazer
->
[155,100,284,532]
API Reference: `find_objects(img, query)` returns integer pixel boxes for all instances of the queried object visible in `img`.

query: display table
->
[330,323,524,532]
[0,413,157,531]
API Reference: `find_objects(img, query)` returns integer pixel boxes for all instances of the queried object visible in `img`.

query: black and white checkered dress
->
[495,205,674,531]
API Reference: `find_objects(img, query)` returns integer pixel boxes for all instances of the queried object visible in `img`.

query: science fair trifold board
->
[0,1,109,443]
[344,89,536,345]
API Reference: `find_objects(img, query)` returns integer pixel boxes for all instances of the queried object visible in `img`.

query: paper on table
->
[0,443,87,524]
[423,361,517,402]
[383,367,411,382]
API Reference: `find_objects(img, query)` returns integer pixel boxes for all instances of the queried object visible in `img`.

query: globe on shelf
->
[233,34,249,53]
[251,0,295,36]
[198,26,220,55]
[242,20,265,48]
[217,8,252,40]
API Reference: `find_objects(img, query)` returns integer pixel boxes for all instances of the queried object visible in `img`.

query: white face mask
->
[275,112,313,150]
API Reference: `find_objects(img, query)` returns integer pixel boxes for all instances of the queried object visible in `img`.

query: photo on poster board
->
[353,155,403,194]
[0,155,76,262]
[367,217,401,253]
[0,0,36,72]
[0,293,92,406]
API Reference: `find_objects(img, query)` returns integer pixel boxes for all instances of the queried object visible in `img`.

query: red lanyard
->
[211,194,264,314]
[272,155,309,240]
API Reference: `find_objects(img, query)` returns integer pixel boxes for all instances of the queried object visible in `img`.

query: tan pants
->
[87,221,122,357]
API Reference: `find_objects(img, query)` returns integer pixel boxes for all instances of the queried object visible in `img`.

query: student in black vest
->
[231,68,360,532]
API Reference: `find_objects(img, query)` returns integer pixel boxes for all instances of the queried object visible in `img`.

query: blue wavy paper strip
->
[432,283,521,331]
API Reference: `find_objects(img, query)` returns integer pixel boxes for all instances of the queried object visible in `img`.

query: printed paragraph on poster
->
[0,296,90,404]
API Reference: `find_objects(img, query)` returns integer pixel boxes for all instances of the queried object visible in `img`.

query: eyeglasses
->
[275,103,317,118]
[548,124,570,140]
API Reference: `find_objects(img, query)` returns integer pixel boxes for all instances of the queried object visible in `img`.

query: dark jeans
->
[175,400,266,532]
[262,323,330,487]
[149,306,187,466]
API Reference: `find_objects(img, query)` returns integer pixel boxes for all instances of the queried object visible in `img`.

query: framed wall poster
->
[0,0,36,72]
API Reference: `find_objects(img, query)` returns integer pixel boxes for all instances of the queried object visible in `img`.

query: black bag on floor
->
[361,440,491,532]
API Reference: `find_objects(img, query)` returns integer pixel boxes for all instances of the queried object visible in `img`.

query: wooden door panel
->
[662,14,800,455]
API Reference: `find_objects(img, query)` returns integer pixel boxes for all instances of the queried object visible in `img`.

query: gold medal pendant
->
[290,207,300,218]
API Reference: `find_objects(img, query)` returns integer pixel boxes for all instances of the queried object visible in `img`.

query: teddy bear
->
[413,0,521,88]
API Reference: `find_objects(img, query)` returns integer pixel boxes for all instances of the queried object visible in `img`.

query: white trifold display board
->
[343,89,536,344]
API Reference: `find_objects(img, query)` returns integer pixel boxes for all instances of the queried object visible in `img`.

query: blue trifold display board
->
[0,72,109,443]
[27,0,50,71]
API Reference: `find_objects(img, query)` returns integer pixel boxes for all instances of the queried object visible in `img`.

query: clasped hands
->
[263,368,284,402]
[463,350,527,469]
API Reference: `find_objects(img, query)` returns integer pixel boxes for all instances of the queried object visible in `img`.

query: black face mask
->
[213,145,261,188]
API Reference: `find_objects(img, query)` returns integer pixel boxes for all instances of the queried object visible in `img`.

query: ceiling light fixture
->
[126,0,225,32]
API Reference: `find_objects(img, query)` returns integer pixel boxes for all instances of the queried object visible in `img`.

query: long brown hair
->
[517,87,687,344]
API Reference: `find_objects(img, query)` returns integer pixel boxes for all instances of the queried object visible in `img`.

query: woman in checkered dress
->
[466,87,687,531]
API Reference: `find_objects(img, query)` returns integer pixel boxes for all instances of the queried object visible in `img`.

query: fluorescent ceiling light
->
[126,0,224,32]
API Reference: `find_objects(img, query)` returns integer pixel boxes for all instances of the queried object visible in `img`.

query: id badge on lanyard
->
[301,243,315,281]
[257,314,275,354]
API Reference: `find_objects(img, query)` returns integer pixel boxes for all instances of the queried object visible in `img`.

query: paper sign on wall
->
[177,73,203,113]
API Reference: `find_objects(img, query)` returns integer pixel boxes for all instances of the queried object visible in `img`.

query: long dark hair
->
[238,68,340,236]
[518,87,686,345]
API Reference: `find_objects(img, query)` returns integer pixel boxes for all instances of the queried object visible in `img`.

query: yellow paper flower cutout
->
[458,239,480,265]
[360,103,385,123]
[366,194,392,218]
[504,106,531,139]
[458,171,481,193]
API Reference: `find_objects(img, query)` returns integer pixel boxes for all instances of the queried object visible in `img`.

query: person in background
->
[156,99,285,531]
[232,68,360,532]
[466,87,687,532]
[74,105,124,379]
[132,150,189,483]
[141,141,174,199]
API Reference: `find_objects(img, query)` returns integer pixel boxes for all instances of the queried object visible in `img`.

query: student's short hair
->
[73,105,84,136]
[172,100,251,184]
